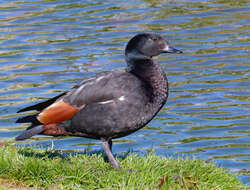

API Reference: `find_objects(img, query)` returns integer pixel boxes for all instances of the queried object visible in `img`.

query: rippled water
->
[0,0,249,185]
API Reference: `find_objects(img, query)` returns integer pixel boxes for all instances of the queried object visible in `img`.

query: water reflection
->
[0,0,249,185]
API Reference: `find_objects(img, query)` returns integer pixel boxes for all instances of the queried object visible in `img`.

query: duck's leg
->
[101,138,120,170]
[108,139,112,150]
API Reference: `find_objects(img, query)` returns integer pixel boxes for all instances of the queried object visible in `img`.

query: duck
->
[15,33,182,169]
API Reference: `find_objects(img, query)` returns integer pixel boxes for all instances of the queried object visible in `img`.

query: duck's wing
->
[16,70,124,127]
[62,71,122,109]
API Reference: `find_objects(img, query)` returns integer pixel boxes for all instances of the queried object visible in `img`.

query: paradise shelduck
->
[15,33,182,169]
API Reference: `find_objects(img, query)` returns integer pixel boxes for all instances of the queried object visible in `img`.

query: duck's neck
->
[127,58,168,103]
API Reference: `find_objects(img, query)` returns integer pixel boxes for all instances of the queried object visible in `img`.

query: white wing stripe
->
[98,100,114,104]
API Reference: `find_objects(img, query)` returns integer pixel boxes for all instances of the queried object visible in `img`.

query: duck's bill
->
[162,46,183,54]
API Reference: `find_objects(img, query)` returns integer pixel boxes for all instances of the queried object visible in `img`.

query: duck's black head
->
[125,33,182,64]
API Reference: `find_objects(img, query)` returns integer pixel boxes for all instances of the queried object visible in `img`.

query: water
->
[0,0,249,185]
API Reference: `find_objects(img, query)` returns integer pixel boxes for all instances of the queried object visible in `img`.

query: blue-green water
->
[0,0,249,185]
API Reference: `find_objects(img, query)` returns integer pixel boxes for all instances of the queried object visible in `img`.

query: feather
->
[15,125,44,141]
[17,92,66,113]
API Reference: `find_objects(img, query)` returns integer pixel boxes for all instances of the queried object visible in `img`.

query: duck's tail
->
[15,125,44,141]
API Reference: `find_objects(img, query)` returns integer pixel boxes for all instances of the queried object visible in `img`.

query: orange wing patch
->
[37,99,80,125]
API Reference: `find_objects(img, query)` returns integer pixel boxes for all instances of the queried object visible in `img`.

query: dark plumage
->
[16,33,182,169]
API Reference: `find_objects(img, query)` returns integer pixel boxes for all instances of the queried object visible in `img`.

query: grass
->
[0,143,247,190]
